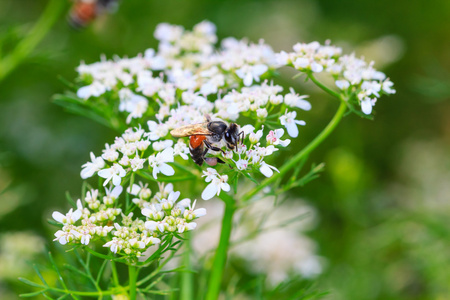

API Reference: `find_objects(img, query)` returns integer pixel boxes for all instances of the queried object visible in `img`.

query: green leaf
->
[19,290,47,297]
[95,259,109,284]
[63,264,90,279]
[52,94,113,129]
[18,277,45,288]
[242,172,259,185]
[64,191,77,208]
[48,251,68,290]
[32,265,48,286]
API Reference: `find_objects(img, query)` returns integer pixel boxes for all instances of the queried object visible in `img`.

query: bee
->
[68,0,118,29]
[170,117,244,166]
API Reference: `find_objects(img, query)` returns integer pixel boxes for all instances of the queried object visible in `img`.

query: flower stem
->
[181,232,193,300]
[128,265,137,300]
[205,193,236,300]
[308,73,342,99]
[241,100,347,202]
[0,0,66,81]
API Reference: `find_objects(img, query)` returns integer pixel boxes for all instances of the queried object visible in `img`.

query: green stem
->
[181,232,193,300]
[129,265,137,300]
[0,0,66,81]
[205,193,236,300]
[308,73,342,99]
[241,100,347,202]
[110,261,120,287]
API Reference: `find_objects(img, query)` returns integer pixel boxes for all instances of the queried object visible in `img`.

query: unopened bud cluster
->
[53,183,205,257]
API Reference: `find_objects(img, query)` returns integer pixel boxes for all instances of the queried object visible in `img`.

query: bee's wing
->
[170,123,211,137]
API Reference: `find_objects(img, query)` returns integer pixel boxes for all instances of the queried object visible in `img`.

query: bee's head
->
[224,123,239,148]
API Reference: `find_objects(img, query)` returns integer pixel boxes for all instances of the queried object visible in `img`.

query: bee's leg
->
[238,131,245,144]
[204,140,225,154]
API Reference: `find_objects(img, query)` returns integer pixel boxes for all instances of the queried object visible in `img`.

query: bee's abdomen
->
[189,136,206,166]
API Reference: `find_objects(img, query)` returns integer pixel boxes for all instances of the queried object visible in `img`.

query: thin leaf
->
[32,264,48,286]
[18,277,45,288]
[95,259,109,284]
[65,191,77,208]
[63,264,91,279]
[48,251,68,290]
[42,293,55,300]
[242,172,259,185]
[19,290,48,297]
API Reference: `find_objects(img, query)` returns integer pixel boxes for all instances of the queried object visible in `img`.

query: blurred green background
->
[1,0,450,299]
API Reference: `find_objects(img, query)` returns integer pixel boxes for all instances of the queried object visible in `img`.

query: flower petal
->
[202,182,218,200]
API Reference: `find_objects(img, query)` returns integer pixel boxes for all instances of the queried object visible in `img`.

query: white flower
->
[235,158,249,170]
[98,163,127,186]
[173,140,190,160]
[102,144,119,162]
[146,121,169,141]
[159,190,180,210]
[256,108,268,118]
[154,23,184,42]
[52,208,82,225]
[279,110,306,138]
[183,199,207,221]
[77,81,107,99]
[128,238,146,249]
[202,168,219,182]
[103,238,123,254]
[103,185,123,205]
[269,94,283,105]
[241,124,256,136]
[382,79,396,94]
[136,140,151,151]
[122,127,145,142]
[118,89,149,123]
[177,220,197,233]
[266,129,291,147]
[202,174,230,200]
[360,97,376,115]
[152,139,173,152]
[259,162,280,177]
[148,147,175,179]
[361,81,381,98]
[236,64,268,86]
[80,230,92,245]
[142,204,164,221]
[284,88,311,111]
[145,220,166,232]
[81,152,105,179]
[54,229,80,245]
[335,79,350,90]
[129,155,146,172]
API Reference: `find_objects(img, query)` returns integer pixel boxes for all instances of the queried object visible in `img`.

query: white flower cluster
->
[277,41,396,115]
[74,21,309,137]
[81,126,189,185]
[53,183,205,257]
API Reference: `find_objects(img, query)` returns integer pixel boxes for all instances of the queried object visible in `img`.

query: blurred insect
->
[68,0,118,28]
[170,116,244,166]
